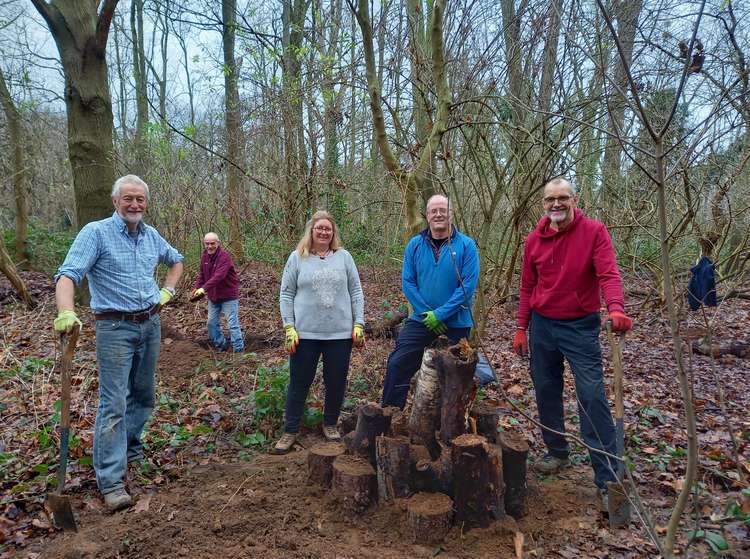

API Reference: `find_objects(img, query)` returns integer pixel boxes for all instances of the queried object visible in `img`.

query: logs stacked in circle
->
[306,339,529,543]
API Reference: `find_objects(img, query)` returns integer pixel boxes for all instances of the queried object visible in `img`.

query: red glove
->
[606,311,633,332]
[513,329,528,356]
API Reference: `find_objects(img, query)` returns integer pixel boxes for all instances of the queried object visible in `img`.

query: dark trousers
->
[381,319,471,409]
[284,338,352,434]
[529,311,617,489]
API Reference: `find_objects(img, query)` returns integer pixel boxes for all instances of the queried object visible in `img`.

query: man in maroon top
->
[192,232,244,352]
[513,178,633,505]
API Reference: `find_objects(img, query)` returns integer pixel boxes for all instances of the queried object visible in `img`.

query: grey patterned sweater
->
[280,249,365,340]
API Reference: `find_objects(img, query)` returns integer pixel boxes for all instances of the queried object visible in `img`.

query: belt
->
[94,304,161,323]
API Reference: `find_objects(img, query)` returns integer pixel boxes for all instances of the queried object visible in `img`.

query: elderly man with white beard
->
[54,175,184,511]
[513,177,633,511]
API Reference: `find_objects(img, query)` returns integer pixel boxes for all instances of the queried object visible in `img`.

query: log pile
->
[307,339,530,543]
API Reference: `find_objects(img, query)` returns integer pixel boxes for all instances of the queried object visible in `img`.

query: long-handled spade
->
[605,322,630,527]
[47,324,80,532]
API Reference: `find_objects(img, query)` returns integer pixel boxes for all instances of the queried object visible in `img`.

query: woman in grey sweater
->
[274,210,365,454]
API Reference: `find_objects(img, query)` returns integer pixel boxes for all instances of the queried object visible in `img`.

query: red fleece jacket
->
[194,247,240,303]
[516,208,625,329]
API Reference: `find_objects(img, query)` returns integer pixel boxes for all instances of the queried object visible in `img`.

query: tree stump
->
[498,432,529,519]
[470,400,501,443]
[488,444,505,519]
[332,455,377,513]
[375,435,411,502]
[408,347,442,457]
[435,341,478,444]
[451,433,493,528]
[407,492,453,544]
[414,445,453,495]
[343,403,391,464]
[307,442,346,487]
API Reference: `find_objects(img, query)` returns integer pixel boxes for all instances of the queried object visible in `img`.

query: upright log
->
[470,400,501,443]
[375,435,411,502]
[308,442,346,487]
[488,444,505,519]
[414,444,453,495]
[498,432,529,519]
[408,347,442,457]
[407,492,453,544]
[451,433,493,528]
[332,455,377,513]
[343,403,391,464]
[435,340,478,444]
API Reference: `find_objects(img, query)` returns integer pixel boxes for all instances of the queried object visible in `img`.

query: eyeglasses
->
[313,226,333,233]
[543,195,573,205]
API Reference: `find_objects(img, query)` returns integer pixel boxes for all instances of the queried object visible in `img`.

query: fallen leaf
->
[133,494,151,513]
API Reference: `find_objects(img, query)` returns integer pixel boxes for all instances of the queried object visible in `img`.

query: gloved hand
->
[54,310,82,334]
[352,324,365,348]
[191,288,206,300]
[284,325,300,354]
[513,329,528,357]
[159,288,174,306]
[421,311,447,335]
[605,311,633,333]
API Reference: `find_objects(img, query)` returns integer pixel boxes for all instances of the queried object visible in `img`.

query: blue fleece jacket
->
[402,227,480,328]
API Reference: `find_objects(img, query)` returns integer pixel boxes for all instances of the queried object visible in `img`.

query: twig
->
[218,472,257,514]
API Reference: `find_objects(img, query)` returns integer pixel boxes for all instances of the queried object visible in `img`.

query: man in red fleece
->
[513,178,632,507]
[192,233,244,353]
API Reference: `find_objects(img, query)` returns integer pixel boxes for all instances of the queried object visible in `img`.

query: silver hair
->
[545,177,577,196]
[111,174,150,198]
[426,194,451,212]
[203,232,220,243]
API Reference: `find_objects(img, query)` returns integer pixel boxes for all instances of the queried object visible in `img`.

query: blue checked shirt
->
[55,212,184,313]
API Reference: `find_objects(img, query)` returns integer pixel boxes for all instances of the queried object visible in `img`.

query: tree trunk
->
[408,346,442,456]
[343,402,392,464]
[375,435,411,501]
[131,0,148,168]
[435,341,478,444]
[308,441,346,487]
[0,68,30,268]
[30,0,119,228]
[407,492,453,544]
[332,455,377,513]
[498,432,528,519]
[222,0,245,260]
[470,400,501,444]
[0,239,35,309]
[451,433,493,528]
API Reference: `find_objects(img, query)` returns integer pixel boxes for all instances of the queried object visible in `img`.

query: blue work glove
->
[421,311,448,335]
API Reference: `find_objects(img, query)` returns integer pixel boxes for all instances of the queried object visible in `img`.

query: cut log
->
[332,455,377,513]
[344,403,391,464]
[365,309,408,338]
[307,442,346,487]
[435,340,478,444]
[414,445,453,495]
[387,408,409,437]
[488,444,505,519]
[451,433,493,528]
[375,435,411,502]
[408,347,442,457]
[407,492,453,544]
[692,339,749,358]
[470,400,501,443]
[498,432,529,519]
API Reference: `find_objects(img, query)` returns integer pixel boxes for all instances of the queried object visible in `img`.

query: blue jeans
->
[93,314,160,494]
[381,319,471,409]
[207,299,244,352]
[529,311,617,489]
[284,338,352,433]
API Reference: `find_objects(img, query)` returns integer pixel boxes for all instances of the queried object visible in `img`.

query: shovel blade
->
[47,493,77,532]
[606,480,630,528]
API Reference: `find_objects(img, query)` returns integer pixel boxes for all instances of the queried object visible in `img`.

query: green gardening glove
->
[284,325,300,354]
[421,311,448,335]
[54,310,82,334]
[159,288,174,306]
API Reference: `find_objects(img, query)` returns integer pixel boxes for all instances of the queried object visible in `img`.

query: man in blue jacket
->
[381,194,480,409]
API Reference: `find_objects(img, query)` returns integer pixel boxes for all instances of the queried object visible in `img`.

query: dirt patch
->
[35,439,649,559]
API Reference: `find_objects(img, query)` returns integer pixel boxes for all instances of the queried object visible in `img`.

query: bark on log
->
[414,444,453,495]
[498,432,529,519]
[407,492,453,544]
[408,347,442,457]
[488,444,505,519]
[375,435,411,502]
[451,433,493,528]
[343,403,391,464]
[435,341,478,444]
[332,455,377,513]
[307,442,346,487]
[692,339,749,358]
[470,400,501,443]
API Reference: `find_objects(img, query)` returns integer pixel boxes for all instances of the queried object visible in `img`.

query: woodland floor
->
[1,263,749,558]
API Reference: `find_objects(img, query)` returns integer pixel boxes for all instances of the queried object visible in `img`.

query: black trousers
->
[284,338,353,433]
